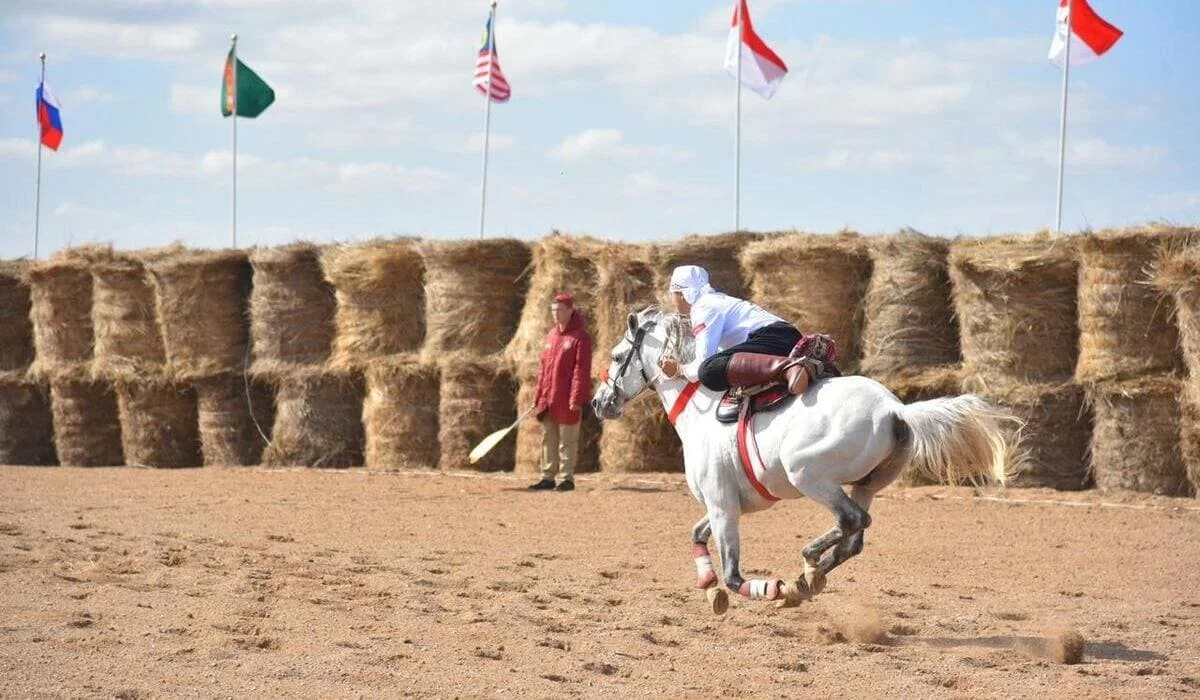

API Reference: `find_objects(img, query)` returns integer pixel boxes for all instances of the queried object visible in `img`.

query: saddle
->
[715,333,840,425]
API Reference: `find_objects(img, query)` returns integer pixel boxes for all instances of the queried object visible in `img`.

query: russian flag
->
[36,81,63,151]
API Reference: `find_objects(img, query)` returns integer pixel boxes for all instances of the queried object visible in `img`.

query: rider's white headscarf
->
[668,265,715,305]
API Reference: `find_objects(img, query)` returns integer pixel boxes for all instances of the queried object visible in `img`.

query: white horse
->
[591,307,1016,613]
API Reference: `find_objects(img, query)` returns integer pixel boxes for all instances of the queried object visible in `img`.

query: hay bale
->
[505,233,602,378]
[1076,226,1194,383]
[655,231,760,303]
[418,239,532,359]
[949,233,1079,383]
[1153,242,1200,378]
[26,256,95,379]
[512,374,601,475]
[1088,377,1190,496]
[147,250,252,380]
[92,255,167,378]
[861,231,959,378]
[740,232,873,371]
[194,374,275,467]
[49,377,123,466]
[114,379,202,468]
[0,261,35,372]
[261,368,364,468]
[321,239,425,371]
[598,391,684,473]
[1179,381,1200,497]
[0,371,55,465]
[437,355,517,472]
[249,243,336,373]
[594,244,659,370]
[963,378,1091,491]
[363,358,440,470]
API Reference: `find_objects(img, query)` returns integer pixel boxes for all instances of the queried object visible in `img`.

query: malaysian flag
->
[473,14,511,102]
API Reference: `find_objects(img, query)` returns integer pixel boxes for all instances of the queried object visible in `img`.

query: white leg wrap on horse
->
[694,556,714,579]
[739,579,780,600]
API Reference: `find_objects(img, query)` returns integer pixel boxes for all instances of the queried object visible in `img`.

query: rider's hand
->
[660,358,679,379]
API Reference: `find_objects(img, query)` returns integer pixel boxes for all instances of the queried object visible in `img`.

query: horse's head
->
[591,306,692,420]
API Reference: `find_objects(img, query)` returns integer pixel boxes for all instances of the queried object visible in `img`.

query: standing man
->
[528,293,592,492]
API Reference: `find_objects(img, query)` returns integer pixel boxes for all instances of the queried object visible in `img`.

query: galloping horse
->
[591,307,1016,613]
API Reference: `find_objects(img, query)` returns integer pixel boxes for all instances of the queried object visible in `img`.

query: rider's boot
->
[726,353,811,395]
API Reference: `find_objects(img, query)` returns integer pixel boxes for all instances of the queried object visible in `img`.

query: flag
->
[1049,0,1123,67]
[474,14,511,103]
[36,81,63,151]
[724,0,788,99]
[221,49,275,118]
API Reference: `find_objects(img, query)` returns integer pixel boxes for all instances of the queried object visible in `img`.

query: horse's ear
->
[627,313,639,335]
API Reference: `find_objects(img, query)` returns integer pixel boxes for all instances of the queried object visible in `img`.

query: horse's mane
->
[639,305,695,365]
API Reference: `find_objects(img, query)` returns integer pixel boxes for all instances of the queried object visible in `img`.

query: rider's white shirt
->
[680,292,783,381]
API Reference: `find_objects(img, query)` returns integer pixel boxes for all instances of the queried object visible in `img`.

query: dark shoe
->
[556,479,575,492]
[528,478,555,491]
[727,353,809,395]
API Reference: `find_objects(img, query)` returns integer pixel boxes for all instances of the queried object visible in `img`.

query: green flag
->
[221,49,275,118]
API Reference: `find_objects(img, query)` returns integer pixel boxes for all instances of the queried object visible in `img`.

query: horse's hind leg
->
[813,484,879,579]
[794,478,871,593]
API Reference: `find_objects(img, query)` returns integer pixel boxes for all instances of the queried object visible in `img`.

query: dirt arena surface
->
[1,467,1198,698]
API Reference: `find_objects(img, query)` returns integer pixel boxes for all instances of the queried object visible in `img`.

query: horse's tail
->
[894,394,1019,486]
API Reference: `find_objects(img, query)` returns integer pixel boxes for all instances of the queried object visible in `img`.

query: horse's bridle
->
[602,324,655,402]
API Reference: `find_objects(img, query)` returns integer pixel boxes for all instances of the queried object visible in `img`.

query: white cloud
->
[621,171,717,200]
[549,128,691,163]
[64,86,115,104]
[0,68,15,83]
[35,17,203,60]
[463,132,515,153]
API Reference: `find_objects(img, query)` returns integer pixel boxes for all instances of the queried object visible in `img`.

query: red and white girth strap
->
[669,382,779,502]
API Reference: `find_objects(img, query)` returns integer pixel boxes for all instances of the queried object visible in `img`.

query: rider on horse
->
[658,265,817,395]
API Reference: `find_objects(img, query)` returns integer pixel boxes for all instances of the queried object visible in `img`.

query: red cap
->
[553,293,575,307]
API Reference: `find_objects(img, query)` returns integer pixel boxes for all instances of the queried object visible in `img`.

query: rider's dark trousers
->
[697,321,801,391]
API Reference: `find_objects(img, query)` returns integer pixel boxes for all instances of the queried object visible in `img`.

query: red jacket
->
[534,311,592,425]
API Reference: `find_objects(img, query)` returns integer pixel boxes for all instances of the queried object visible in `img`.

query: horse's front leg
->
[708,506,784,603]
[690,516,717,590]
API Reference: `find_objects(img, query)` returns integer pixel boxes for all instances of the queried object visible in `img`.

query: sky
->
[1,0,1198,259]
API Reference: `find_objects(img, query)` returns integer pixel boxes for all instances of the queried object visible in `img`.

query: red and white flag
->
[473,14,511,102]
[724,0,788,99]
[1049,0,1123,67]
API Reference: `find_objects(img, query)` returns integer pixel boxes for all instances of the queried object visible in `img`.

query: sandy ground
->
[1,467,1199,699]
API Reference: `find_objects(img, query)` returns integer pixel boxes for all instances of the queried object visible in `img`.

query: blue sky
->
[1,0,1197,259]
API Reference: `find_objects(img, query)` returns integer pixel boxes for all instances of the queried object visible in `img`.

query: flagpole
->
[231,33,238,248]
[734,3,743,232]
[479,0,497,239]
[34,53,47,260]
[1054,0,1074,234]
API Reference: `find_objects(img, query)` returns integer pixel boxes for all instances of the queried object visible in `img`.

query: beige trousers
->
[540,419,580,481]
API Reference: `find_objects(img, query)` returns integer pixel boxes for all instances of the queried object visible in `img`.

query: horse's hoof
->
[804,568,827,596]
[706,586,729,615]
[775,578,812,608]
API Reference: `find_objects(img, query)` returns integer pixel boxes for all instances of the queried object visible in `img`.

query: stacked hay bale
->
[505,234,603,476]
[949,233,1087,489]
[0,261,55,465]
[148,249,272,466]
[321,240,436,470]
[1152,236,1200,497]
[740,232,873,372]
[362,358,439,470]
[861,231,961,400]
[93,250,201,468]
[27,251,123,466]
[596,243,684,473]
[1077,227,1194,496]
[419,239,530,471]
[249,244,361,467]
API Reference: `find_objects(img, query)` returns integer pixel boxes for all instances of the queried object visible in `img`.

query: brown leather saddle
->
[715,333,840,425]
